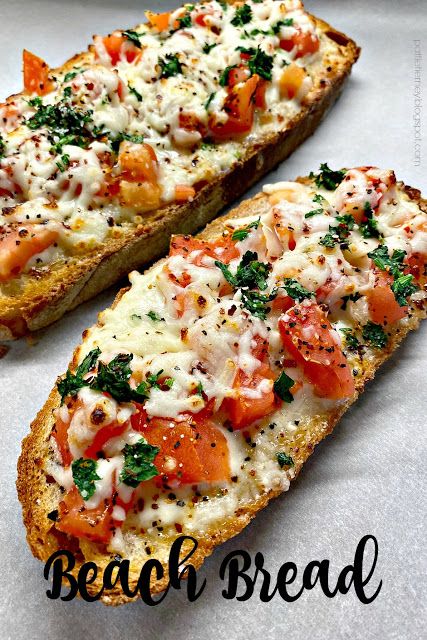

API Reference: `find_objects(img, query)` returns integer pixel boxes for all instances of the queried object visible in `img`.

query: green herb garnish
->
[119,438,160,487]
[362,322,388,349]
[367,245,406,278]
[57,347,101,402]
[203,42,217,54]
[282,278,314,302]
[123,29,144,48]
[231,218,260,241]
[231,4,252,27]
[56,153,70,172]
[391,274,417,307]
[72,458,100,500]
[147,310,162,322]
[128,84,142,101]
[274,371,295,403]
[305,208,323,218]
[159,54,183,78]
[277,452,294,468]
[310,163,346,190]
[340,328,361,351]
[219,65,238,87]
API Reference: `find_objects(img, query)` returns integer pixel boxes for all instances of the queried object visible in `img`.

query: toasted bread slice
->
[18,167,427,605]
[0,1,359,339]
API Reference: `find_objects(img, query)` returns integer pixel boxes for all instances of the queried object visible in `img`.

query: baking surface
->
[0,1,426,639]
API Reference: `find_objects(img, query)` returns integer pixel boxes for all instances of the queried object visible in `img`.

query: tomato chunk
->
[280,30,320,59]
[0,226,58,282]
[210,75,259,138]
[279,302,355,400]
[145,10,171,32]
[366,271,406,325]
[279,63,306,100]
[99,34,141,65]
[52,414,72,467]
[84,423,128,459]
[141,415,231,485]
[23,50,54,96]
[175,184,196,202]
[223,362,277,430]
[56,487,114,544]
[169,234,239,265]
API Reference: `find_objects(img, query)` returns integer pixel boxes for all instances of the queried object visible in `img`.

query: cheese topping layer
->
[0,0,338,281]
[48,166,426,554]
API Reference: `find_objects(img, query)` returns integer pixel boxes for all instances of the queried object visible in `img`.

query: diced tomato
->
[118,141,160,209]
[210,74,259,138]
[23,50,55,96]
[178,112,208,137]
[279,63,306,100]
[145,10,171,32]
[142,415,231,485]
[366,271,406,325]
[84,422,128,459]
[169,234,239,265]
[279,301,355,400]
[280,30,320,59]
[52,414,72,467]
[99,34,141,66]
[118,141,158,184]
[272,294,295,314]
[254,79,268,110]
[130,404,149,432]
[119,180,161,210]
[194,7,214,27]
[56,487,114,544]
[223,363,277,430]
[175,184,196,202]
[405,252,426,281]
[0,226,58,282]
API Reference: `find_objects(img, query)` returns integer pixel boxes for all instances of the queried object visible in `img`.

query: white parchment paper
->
[0,1,426,639]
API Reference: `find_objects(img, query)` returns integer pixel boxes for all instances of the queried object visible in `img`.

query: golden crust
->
[17,178,427,606]
[0,14,360,339]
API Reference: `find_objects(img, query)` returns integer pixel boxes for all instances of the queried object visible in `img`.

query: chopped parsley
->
[123,29,144,48]
[277,452,294,468]
[271,18,294,34]
[241,290,276,320]
[146,310,163,322]
[231,4,252,27]
[215,251,276,319]
[304,208,323,218]
[281,278,314,302]
[57,347,101,402]
[319,232,336,248]
[340,292,361,310]
[367,245,406,278]
[26,101,97,152]
[340,328,361,351]
[177,13,192,29]
[310,163,346,190]
[119,438,160,487]
[216,250,271,291]
[128,84,142,101]
[0,134,7,159]
[236,46,274,81]
[159,54,183,78]
[63,70,79,83]
[56,153,70,172]
[360,202,381,239]
[312,194,326,204]
[92,353,150,403]
[231,218,260,241]
[362,321,388,349]
[274,371,295,403]
[203,42,217,54]
[368,245,418,306]
[196,382,204,396]
[391,274,418,307]
[205,92,216,110]
[319,213,354,248]
[72,458,100,500]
